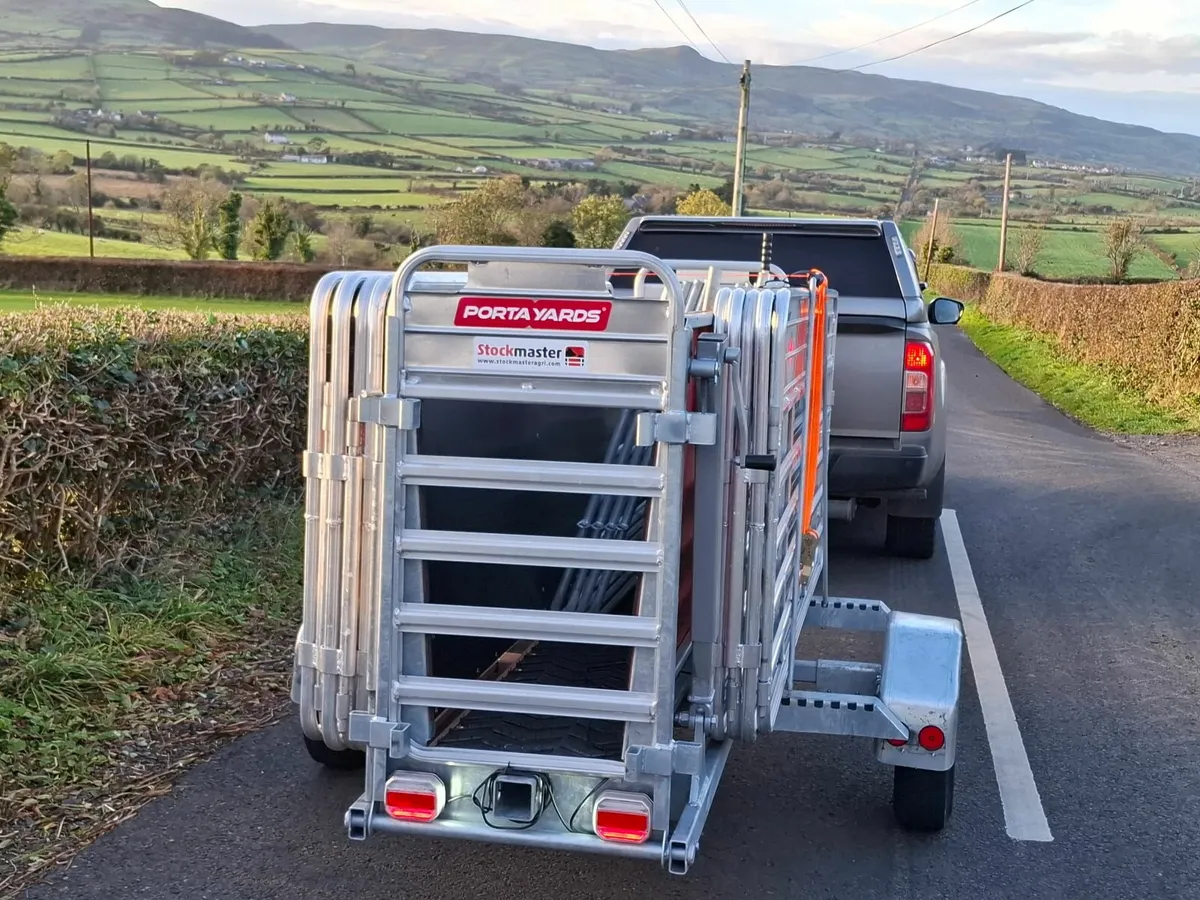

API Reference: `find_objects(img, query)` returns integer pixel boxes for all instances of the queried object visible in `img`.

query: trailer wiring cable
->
[471,767,572,831]
[466,767,612,835]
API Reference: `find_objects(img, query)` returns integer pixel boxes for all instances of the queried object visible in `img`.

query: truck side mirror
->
[928,297,964,325]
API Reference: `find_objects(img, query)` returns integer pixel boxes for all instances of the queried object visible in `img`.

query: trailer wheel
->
[892,764,954,831]
[884,515,937,560]
[303,733,365,771]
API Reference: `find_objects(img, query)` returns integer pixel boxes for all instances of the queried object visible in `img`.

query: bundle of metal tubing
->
[550,409,652,616]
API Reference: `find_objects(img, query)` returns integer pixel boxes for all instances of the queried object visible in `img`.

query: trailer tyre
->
[303,733,366,771]
[893,764,954,832]
[884,514,938,560]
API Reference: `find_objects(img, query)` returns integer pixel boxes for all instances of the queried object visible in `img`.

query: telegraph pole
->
[731,59,751,217]
[996,152,1012,272]
[923,197,940,284]
[85,139,95,259]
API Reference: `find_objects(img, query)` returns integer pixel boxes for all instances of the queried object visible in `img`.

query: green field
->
[900,219,1199,280]
[1,47,1198,280]
[1,230,188,259]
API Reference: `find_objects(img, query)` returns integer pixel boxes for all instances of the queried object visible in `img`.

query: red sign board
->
[453,297,613,332]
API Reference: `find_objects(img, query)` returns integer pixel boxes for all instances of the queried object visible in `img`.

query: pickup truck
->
[612,216,963,559]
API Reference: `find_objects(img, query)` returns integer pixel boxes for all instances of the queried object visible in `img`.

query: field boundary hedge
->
[927,264,992,302]
[0,306,309,576]
[931,265,1200,409]
[0,255,346,301]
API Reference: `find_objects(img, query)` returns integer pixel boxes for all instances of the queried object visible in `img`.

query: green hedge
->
[927,264,992,303]
[0,305,308,575]
[0,255,339,301]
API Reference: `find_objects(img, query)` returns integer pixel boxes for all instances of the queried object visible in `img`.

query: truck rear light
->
[383,772,446,822]
[592,790,652,844]
[901,340,934,432]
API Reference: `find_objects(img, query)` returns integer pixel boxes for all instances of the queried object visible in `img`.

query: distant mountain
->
[0,0,287,50]
[257,23,1200,177]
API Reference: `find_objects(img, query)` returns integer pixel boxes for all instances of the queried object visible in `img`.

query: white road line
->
[941,508,1053,843]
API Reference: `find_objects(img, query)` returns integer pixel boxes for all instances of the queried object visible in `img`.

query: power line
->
[650,0,704,55]
[673,0,734,64]
[842,0,1039,72]
[798,0,987,65]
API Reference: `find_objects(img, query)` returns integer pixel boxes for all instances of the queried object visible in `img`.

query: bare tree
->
[154,178,229,260]
[915,213,962,269]
[64,172,90,215]
[1103,218,1144,281]
[1185,240,1200,281]
[323,220,357,266]
[1012,223,1046,276]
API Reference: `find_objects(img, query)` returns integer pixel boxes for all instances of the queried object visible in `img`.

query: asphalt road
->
[24,328,1200,900]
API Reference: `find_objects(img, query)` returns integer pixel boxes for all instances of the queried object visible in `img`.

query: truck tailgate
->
[618,225,910,441]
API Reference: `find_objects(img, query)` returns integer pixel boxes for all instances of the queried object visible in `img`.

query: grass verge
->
[958,305,1200,434]
[0,288,305,315]
[0,498,303,899]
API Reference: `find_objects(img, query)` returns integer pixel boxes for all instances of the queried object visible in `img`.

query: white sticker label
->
[473,337,590,373]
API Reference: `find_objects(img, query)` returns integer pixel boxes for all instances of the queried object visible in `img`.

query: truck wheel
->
[303,733,365,771]
[893,764,954,832]
[884,514,937,559]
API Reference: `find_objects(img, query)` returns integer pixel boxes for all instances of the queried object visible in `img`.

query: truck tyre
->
[885,514,937,559]
[303,733,365,771]
[893,764,954,832]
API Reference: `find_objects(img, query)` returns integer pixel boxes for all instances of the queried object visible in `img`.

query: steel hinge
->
[625,740,704,778]
[733,643,762,668]
[348,712,410,759]
[301,451,361,482]
[350,394,421,429]
[634,411,717,447]
[294,639,347,675]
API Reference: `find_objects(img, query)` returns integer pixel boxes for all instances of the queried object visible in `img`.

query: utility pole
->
[923,197,940,284]
[85,140,95,259]
[731,59,751,217]
[996,152,1012,272]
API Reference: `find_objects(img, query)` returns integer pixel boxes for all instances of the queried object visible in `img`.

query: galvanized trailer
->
[292,246,963,875]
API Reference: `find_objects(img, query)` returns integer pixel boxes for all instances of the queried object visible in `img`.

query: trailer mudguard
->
[874,610,964,772]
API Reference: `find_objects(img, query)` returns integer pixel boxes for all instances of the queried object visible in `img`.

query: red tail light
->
[901,340,935,432]
[383,772,446,822]
[592,791,652,844]
[918,725,946,752]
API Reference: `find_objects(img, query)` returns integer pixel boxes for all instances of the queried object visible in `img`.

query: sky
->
[160,0,1200,135]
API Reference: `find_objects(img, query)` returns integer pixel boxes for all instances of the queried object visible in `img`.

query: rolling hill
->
[0,0,286,50]
[257,24,1200,177]
[0,0,1197,176]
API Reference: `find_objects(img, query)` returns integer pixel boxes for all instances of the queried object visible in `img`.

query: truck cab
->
[612,216,962,559]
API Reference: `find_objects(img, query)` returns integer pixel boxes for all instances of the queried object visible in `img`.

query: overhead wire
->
[650,0,705,55]
[673,0,735,63]
[841,0,1040,72]
[797,0,988,65]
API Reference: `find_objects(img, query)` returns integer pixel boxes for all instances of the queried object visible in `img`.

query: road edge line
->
[941,508,1053,843]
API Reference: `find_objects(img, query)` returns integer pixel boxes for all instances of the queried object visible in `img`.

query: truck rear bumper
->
[828,440,930,497]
